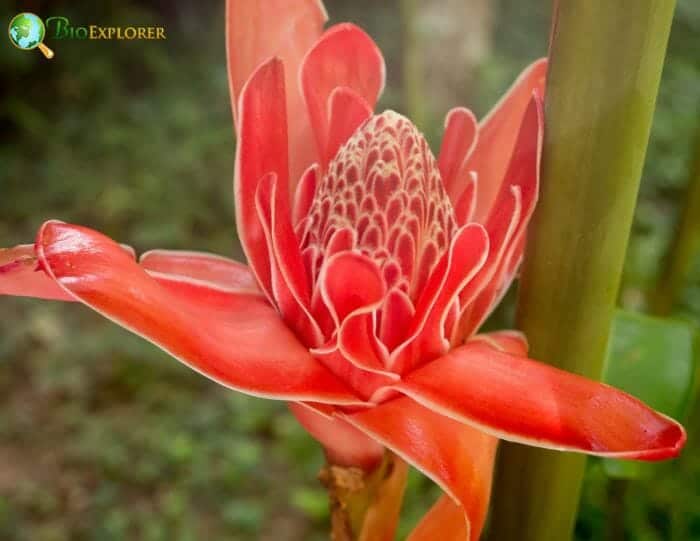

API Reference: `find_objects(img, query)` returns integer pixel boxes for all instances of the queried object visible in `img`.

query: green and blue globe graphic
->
[8,12,45,50]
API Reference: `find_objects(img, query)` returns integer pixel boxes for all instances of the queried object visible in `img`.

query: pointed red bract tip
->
[395,341,687,460]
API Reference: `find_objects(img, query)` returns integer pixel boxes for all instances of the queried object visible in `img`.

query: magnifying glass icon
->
[8,13,55,59]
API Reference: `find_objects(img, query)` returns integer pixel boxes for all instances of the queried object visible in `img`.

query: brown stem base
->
[320,464,366,541]
[319,453,408,541]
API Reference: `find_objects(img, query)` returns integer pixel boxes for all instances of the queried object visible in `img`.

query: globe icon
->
[8,12,54,58]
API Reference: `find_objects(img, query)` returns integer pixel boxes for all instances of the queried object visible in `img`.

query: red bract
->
[1,1,686,539]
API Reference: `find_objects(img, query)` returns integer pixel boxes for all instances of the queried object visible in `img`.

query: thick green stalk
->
[485,1,676,540]
[652,127,700,315]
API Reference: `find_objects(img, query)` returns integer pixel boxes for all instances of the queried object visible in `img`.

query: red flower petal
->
[453,172,478,226]
[226,0,326,181]
[438,107,478,203]
[468,58,547,223]
[139,249,260,293]
[289,402,383,470]
[318,251,385,325]
[407,497,468,541]
[235,58,290,301]
[312,347,396,402]
[379,288,414,352]
[301,23,385,163]
[293,164,319,229]
[337,310,392,375]
[470,330,529,356]
[397,340,686,460]
[457,94,542,339]
[36,221,360,404]
[313,250,395,376]
[342,396,497,541]
[391,224,489,372]
[324,87,372,167]
[1,243,262,303]
[255,172,323,347]
[0,244,73,301]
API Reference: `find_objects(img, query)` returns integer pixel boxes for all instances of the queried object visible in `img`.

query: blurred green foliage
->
[0,0,699,539]
[602,310,697,481]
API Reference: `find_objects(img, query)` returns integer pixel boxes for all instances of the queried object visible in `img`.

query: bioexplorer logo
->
[8,13,54,58]
[8,13,167,59]
[46,16,167,41]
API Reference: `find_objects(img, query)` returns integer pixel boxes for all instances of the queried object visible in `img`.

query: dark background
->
[1,1,699,539]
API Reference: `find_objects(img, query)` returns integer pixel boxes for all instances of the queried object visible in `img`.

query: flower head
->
[0,1,686,539]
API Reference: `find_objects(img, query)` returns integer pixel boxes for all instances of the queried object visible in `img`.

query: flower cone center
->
[303,111,456,298]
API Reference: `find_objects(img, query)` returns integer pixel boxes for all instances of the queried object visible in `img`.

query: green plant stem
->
[652,127,700,315]
[485,1,677,540]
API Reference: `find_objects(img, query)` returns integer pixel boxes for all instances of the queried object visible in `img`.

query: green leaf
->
[290,487,329,522]
[602,309,698,479]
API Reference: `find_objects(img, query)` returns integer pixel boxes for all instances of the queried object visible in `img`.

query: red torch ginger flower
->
[1,1,685,539]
